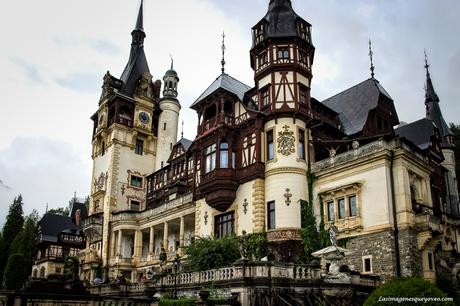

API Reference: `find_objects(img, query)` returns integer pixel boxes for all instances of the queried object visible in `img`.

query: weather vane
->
[169,53,174,70]
[368,39,375,78]
[221,31,226,73]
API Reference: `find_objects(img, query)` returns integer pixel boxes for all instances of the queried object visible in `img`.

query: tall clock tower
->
[250,0,315,260]
[83,0,160,276]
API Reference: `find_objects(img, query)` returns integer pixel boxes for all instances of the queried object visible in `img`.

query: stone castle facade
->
[79,0,460,286]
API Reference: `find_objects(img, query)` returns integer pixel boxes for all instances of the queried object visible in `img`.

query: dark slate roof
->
[395,119,436,150]
[259,0,307,38]
[119,2,150,96]
[425,70,452,145]
[321,78,393,135]
[38,213,81,243]
[190,73,251,109]
[178,138,192,151]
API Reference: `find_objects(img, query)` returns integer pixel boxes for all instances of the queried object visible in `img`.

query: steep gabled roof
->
[190,73,251,110]
[321,78,393,135]
[38,213,81,243]
[395,119,436,150]
[119,0,150,96]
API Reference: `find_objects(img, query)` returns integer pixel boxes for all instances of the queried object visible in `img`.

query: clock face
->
[139,112,150,124]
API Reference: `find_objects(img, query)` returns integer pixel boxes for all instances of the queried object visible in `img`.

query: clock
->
[139,112,150,124]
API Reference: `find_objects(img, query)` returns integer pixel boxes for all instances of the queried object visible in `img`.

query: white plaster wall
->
[155,100,180,170]
[314,164,391,230]
[265,172,306,228]
[258,75,271,89]
[233,181,254,234]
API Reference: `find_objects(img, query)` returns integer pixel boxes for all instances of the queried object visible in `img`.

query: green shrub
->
[184,235,240,271]
[246,232,267,260]
[3,253,26,290]
[159,298,197,306]
[364,277,454,306]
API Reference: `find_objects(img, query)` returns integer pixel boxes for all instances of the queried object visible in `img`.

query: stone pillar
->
[117,230,123,257]
[179,217,185,255]
[134,230,142,258]
[149,226,155,254]
[110,231,116,257]
[163,222,169,251]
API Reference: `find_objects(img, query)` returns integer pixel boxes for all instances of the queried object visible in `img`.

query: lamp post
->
[173,254,181,299]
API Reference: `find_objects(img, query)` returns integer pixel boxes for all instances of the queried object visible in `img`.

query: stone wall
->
[339,230,397,280]
[398,228,423,277]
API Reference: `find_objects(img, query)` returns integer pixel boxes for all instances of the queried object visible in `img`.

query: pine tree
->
[9,211,39,276]
[0,195,25,287]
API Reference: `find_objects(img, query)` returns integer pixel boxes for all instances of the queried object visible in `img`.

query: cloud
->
[10,57,45,84]
[0,179,11,190]
[87,39,121,56]
[0,137,91,227]
[55,71,102,93]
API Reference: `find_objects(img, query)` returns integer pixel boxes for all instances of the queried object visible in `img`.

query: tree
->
[184,235,240,271]
[2,254,27,290]
[9,211,39,276]
[47,206,70,216]
[449,123,460,192]
[364,277,454,306]
[0,195,25,287]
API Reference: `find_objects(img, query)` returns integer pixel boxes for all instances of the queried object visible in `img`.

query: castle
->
[78,0,460,285]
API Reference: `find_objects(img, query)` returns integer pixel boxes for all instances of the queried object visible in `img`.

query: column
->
[163,222,169,251]
[110,231,116,257]
[134,230,142,258]
[117,230,122,257]
[149,226,155,254]
[179,217,185,255]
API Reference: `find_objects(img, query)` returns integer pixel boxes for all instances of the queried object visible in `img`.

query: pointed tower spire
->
[135,0,144,31]
[181,120,184,139]
[424,50,453,147]
[221,31,226,74]
[119,0,150,96]
[368,39,375,79]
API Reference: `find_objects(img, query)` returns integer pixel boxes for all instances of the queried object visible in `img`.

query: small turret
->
[162,58,179,99]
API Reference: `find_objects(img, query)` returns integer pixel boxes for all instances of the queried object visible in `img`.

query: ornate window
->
[338,198,346,219]
[130,200,140,211]
[130,175,143,188]
[135,138,144,155]
[298,129,306,160]
[349,195,357,217]
[327,201,335,221]
[267,130,274,161]
[205,144,217,173]
[267,201,276,230]
[215,211,234,238]
[94,199,100,212]
[220,141,229,168]
[321,183,362,232]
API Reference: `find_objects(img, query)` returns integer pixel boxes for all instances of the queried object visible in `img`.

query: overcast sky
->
[1,0,459,225]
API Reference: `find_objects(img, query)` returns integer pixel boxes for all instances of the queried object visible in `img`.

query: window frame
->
[327,201,335,222]
[362,255,373,273]
[338,198,346,219]
[135,138,144,155]
[267,129,274,161]
[298,129,306,160]
[214,211,235,238]
[205,143,217,173]
[219,141,229,168]
[130,175,143,188]
[267,201,276,230]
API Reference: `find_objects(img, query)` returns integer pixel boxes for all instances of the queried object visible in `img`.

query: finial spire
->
[135,0,144,31]
[170,54,174,70]
[368,39,375,78]
[221,31,226,73]
[181,120,184,139]
[424,49,430,75]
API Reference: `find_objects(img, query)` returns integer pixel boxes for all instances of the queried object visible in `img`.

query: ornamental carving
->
[277,125,295,156]
[94,172,108,191]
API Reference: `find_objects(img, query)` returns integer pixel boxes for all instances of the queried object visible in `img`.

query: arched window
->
[220,141,229,168]
[39,266,46,278]
[33,269,38,278]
